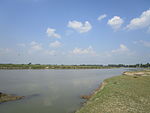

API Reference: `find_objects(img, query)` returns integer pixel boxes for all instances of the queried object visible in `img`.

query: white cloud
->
[112,44,129,53]
[107,16,124,30]
[44,50,56,55]
[46,28,61,38]
[126,9,150,30]
[30,41,43,51]
[104,44,135,58]
[49,41,62,48]
[28,41,58,56]
[71,46,96,55]
[134,40,150,47]
[68,20,92,33]
[97,14,107,21]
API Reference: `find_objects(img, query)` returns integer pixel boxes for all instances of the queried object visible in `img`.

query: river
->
[0,68,131,113]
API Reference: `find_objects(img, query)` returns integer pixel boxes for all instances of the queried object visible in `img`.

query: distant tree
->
[28,62,32,65]
[146,63,150,67]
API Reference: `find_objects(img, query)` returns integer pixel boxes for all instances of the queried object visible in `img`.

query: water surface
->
[0,69,129,113]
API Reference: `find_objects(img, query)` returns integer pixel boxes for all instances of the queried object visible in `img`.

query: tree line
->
[0,63,149,69]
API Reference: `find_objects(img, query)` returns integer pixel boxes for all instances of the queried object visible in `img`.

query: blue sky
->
[0,0,150,64]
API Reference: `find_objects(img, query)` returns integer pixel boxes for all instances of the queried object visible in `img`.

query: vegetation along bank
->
[0,63,150,69]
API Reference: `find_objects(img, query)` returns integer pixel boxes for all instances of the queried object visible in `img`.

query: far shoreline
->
[0,63,149,70]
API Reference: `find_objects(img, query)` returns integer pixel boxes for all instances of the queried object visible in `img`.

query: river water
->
[0,68,130,113]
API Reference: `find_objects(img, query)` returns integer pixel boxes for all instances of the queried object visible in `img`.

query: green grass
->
[76,72,150,113]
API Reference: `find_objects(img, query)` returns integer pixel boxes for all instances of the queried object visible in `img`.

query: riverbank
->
[0,64,119,69]
[76,70,150,113]
[0,64,149,69]
[0,92,24,103]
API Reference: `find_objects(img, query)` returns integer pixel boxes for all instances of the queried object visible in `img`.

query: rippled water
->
[0,69,130,113]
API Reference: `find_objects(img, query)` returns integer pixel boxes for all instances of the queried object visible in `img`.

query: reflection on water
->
[0,69,129,113]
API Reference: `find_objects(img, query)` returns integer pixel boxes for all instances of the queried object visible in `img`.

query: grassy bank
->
[76,70,150,113]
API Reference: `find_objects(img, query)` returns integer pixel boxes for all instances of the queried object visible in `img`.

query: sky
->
[0,0,150,65]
